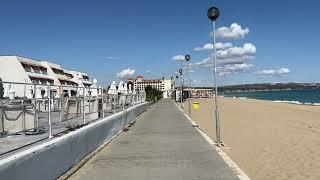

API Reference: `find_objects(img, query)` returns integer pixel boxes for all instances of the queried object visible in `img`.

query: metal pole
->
[212,21,221,144]
[122,95,125,110]
[102,87,105,117]
[180,74,183,109]
[113,94,116,113]
[23,80,26,98]
[33,84,38,129]
[22,100,25,132]
[48,85,52,138]
[59,86,62,122]
[82,87,86,124]
[187,61,191,116]
[88,87,91,112]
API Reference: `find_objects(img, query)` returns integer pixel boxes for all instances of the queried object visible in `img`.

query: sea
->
[222,89,320,106]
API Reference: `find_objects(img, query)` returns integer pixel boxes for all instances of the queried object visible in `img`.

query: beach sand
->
[182,97,320,180]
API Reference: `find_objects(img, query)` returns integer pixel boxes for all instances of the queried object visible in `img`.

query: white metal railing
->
[0,80,146,155]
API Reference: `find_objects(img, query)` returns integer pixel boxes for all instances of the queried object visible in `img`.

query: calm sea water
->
[222,89,320,105]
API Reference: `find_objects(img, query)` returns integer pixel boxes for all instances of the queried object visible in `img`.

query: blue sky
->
[0,0,319,86]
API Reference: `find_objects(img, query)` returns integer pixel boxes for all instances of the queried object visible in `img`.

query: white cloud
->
[107,57,119,60]
[171,55,185,61]
[192,80,202,83]
[182,66,195,73]
[116,68,135,78]
[190,43,256,69]
[211,23,249,39]
[217,43,256,59]
[218,71,232,76]
[193,42,233,51]
[218,63,254,76]
[224,63,253,71]
[257,68,290,76]
[278,68,290,74]
[146,70,151,74]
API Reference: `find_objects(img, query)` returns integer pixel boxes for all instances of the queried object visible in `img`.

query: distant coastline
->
[219,82,320,92]
[222,88,320,106]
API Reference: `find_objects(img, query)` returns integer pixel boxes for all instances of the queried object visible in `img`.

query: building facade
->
[128,75,173,98]
[0,56,95,98]
[173,87,214,101]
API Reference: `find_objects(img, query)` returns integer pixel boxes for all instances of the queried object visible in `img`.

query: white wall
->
[0,56,32,97]
[0,102,149,180]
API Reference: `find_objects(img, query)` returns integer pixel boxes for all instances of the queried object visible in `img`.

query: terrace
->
[0,81,146,157]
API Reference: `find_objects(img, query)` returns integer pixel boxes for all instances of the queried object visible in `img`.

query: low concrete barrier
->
[0,102,148,180]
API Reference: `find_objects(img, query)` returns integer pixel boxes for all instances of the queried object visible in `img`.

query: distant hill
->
[219,83,320,92]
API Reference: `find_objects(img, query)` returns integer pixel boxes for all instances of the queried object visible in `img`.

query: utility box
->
[193,102,199,109]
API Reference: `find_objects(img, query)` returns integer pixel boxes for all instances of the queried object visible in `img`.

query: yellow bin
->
[193,102,199,109]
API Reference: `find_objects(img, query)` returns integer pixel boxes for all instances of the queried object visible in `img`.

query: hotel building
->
[127,75,173,98]
[0,55,95,98]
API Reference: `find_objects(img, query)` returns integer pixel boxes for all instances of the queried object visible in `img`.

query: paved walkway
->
[69,99,238,180]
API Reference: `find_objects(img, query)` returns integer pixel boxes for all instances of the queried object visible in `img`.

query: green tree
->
[145,85,162,102]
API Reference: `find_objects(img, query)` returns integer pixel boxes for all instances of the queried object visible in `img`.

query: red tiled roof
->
[127,77,133,80]
[136,79,162,83]
[136,75,143,78]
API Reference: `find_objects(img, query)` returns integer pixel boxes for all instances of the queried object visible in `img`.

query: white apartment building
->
[0,55,95,98]
[128,75,173,98]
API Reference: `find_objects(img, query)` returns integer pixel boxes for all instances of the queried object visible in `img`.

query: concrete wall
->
[0,102,148,180]
[0,56,31,97]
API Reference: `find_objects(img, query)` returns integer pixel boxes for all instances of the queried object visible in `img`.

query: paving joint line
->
[58,104,150,180]
[174,100,251,180]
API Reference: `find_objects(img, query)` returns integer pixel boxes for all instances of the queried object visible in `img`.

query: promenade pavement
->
[69,99,238,180]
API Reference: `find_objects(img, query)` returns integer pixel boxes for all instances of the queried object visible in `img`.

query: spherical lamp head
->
[176,75,179,79]
[179,68,183,75]
[207,7,220,22]
[185,54,191,62]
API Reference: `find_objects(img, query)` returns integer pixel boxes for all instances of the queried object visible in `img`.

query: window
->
[33,66,41,73]
[39,67,47,75]
[23,64,32,72]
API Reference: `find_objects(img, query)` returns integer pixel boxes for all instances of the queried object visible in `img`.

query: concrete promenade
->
[69,99,238,180]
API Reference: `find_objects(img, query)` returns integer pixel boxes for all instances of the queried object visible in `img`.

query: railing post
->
[22,100,25,133]
[83,87,86,124]
[1,100,4,133]
[102,87,105,117]
[48,84,52,138]
[33,84,38,129]
[113,94,116,113]
[122,95,125,110]
[59,86,62,122]
[88,86,91,113]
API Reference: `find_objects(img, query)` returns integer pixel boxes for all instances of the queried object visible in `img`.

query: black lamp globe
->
[179,68,183,75]
[176,75,179,79]
[185,54,191,61]
[207,7,220,22]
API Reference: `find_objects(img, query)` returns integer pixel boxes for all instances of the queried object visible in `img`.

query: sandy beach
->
[182,97,320,180]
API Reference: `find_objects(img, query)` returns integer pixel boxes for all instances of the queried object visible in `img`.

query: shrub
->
[145,85,162,102]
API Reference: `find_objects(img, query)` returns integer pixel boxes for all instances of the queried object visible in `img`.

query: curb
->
[58,104,150,179]
[174,101,251,180]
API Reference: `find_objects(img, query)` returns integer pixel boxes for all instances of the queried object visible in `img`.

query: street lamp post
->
[179,68,183,109]
[185,55,191,116]
[208,6,221,144]
[175,75,179,102]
